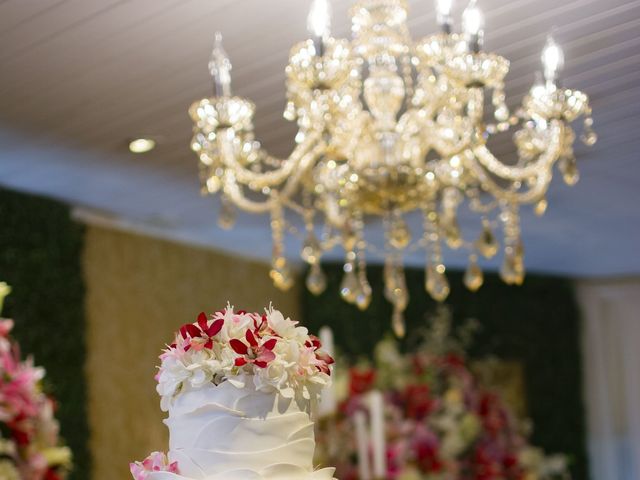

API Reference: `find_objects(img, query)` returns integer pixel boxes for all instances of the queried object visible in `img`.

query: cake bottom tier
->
[145,465,336,480]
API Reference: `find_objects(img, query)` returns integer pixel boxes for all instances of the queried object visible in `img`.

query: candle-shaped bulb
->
[209,32,232,97]
[436,0,454,32]
[530,71,546,99]
[307,0,331,56]
[307,0,332,40]
[462,0,484,52]
[541,35,564,83]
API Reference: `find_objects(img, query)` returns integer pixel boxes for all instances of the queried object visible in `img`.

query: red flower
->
[230,329,277,368]
[44,469,62,480]
[404,384,433,420]
[349,367,376,395]
[179,312,224,351]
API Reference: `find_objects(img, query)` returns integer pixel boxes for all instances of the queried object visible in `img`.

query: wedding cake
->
[130,305,337,480]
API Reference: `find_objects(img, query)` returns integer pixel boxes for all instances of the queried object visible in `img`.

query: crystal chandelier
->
[189,0,596,336]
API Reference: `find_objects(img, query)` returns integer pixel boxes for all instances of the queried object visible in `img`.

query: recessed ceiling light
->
[129,138,156,153]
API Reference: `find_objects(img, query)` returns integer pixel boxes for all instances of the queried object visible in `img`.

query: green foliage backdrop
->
[302,263,588,479]
[0,188,90,480]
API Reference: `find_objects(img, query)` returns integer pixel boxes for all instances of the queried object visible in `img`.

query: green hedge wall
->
[302,263,588,479]
[0,188,90,480]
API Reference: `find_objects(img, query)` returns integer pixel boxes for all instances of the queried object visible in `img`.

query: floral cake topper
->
[156,304,334,411]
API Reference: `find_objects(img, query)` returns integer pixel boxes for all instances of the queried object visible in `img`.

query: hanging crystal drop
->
[385,263,409,311]
[340,265,359,304]
[442,215,463,249]
[534,198,548,216]
[218,197,236,230]
[581,117,597,146]
[301,232,322,265]
[356,286,372,311]
[426,264,450,302]
[270,257,293,291]
[476,221,499,259]
[389,216,411,249]
[559,156,579,186]
[464,256,484,292]
[392,308,406,338]
[306,263,327,296]
[356,271,372,311]
[499,254,524,286]
[581,129,597,146]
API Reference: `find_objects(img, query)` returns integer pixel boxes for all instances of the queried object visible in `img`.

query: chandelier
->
[189,0,596,336]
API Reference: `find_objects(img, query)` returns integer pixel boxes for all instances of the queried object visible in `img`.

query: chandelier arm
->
[464,147,559,204]
[473,121,565,180]
[217,129,321,188]
[222,141,326,214]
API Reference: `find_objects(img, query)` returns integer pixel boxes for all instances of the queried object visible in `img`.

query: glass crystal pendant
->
[476,221,499,259]
[306,263,327,295]
[392,309,406,338]
[301,232,322,264]
[425,263,450,302]
[464,255,484,291]
[340,265,360,304]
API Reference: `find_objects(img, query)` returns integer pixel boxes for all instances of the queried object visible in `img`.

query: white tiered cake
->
[130,306,336,480]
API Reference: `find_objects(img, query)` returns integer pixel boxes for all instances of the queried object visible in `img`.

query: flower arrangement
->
[0,283,72,480]
[316,308,570,480]
[156,305,334,411]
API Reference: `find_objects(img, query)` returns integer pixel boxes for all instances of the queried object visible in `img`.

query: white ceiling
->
[0,0,639,277]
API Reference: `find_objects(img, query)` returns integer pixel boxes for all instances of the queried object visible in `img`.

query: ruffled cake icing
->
[147,380,335,480]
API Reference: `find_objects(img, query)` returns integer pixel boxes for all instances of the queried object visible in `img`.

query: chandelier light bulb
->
[462,0,484,52]
[436,0,454,32]
[209,32,232,97]
[307,0,332,54]
[541,35,564,83]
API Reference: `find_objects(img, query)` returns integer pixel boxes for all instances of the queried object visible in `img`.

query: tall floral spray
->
[0,283,72,480]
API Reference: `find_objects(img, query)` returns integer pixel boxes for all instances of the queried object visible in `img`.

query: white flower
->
[0,460,19,480]
[219,309,254,342]
[253,359,288,393]
[267,309,308,341]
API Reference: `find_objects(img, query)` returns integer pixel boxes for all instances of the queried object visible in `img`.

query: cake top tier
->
[156,305,334,411]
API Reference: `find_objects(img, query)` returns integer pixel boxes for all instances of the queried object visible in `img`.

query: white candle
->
[318,326,337,417]
[368,391,387,479]
[354,410,372,480]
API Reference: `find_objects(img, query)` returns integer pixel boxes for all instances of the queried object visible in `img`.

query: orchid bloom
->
[230,329,277,368]
[178,313,224,351]
[305,335,335,374]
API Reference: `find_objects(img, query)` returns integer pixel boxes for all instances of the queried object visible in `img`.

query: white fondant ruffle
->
[146,466,336,480]
[159,379,336,480]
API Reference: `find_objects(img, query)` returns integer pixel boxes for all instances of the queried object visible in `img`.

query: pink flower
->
[230,329,277,368]
[178,312,224,351]
[0,319,14,338]
[130,452,179,480]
